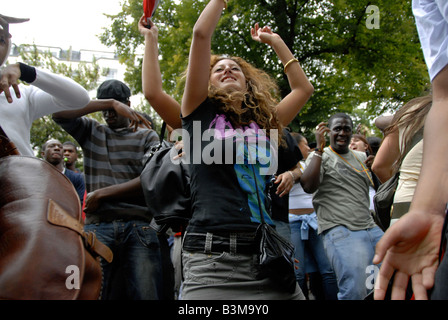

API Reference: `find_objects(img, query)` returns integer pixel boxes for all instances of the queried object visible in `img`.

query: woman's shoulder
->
[182,98,220,125]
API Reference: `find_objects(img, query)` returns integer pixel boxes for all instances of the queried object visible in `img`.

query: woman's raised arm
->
[181,0,227,117]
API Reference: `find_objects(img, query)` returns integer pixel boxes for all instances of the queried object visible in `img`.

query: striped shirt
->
[54,116,159,223]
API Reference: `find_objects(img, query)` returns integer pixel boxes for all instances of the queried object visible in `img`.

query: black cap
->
[96,79,131,102]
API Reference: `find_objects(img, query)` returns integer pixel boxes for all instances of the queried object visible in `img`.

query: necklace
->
[329,146,374,186]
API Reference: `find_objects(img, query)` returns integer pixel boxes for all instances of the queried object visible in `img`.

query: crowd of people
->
[1,0,448,300]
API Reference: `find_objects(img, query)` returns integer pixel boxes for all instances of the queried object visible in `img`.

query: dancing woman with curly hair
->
[180,0,313,300]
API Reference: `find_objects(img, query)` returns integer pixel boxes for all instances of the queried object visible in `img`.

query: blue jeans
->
[84,220,163,300]
[322,225,384,300]
[273,219,291,241]
[290,218,338,300]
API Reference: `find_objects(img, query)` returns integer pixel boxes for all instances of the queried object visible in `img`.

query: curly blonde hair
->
[208,55,285,145]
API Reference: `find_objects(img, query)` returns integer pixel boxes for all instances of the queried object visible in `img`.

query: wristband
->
[18,62,37,83]
[287,170,295,181]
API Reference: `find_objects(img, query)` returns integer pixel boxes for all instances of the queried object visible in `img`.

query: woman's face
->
[349,137,368,152]
[210,59,246,92]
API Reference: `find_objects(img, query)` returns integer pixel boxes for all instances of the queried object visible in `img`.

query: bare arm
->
[138,16,182,129]
[300,152,322,194]
[84,177,144,214]
[53,99,153,130]
[409,66,448,216]
[250,24,314,126]
[371,129,400,183]
[181,0,227,117]
[53,99,129,118]
[300,122,328,193]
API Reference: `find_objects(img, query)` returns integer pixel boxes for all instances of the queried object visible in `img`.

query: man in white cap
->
[0,14,90,156]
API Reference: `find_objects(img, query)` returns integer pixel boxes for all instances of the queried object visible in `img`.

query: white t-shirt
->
[0,68,90,156]
[289,161,313,210]
[413,0,448,81]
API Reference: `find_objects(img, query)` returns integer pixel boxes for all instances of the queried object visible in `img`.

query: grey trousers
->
[180,250,305,300]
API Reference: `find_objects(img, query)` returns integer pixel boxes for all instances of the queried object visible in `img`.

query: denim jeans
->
[273,219,291,241]
[84,220,163,300]
[290,218,338,300]
[322,225,384,300]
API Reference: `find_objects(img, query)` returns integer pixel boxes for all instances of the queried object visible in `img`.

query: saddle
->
[0,155,112,300]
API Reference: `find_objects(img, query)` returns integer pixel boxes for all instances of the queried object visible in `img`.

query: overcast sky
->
[5,0,123,52]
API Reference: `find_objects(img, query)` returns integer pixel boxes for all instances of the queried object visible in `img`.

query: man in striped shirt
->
[53,80,162,300]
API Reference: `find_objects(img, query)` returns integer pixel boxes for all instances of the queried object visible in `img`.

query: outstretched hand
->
[250,22,280,45]
[373,210,444,300]
[0,64,21,103]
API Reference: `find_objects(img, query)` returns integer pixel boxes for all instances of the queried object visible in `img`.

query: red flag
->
[143,0,160,22]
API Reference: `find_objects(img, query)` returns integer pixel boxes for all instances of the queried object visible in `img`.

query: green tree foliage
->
[100,0,430,141]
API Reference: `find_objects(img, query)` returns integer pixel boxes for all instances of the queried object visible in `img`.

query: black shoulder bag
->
[250,164,297,294]
[140,122,191,233]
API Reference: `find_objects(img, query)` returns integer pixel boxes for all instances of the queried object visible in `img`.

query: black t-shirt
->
[182,98,278,234]
[270,129,303,222]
